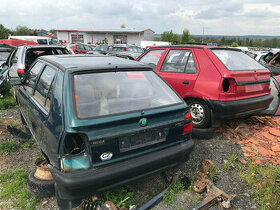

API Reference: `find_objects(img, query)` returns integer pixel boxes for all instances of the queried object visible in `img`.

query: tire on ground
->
[27,169,55,198]
[186,99,211,128]
[192,127,215,140]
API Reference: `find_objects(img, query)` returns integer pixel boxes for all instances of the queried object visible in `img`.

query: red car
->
[137,45,273,128]
[68,43,92,54]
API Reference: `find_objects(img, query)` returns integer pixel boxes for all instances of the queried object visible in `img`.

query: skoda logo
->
[100,152,113,161]
[139,118,148,127]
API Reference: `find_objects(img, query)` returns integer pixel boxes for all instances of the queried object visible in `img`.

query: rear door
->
[156,49,199,97]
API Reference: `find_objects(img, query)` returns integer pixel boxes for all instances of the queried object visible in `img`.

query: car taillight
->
[17,69,25,74]
[60,133,91,172]
[222,78,236,93]
[183,110,193,134]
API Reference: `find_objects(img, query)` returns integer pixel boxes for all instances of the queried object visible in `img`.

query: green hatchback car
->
[12,55,194,209]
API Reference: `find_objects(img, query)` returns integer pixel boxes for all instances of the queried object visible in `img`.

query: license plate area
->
[119,129,166,152]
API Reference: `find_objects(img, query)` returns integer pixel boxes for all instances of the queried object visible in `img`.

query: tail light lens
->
[17,68,25,74]
[222,78,236,93]
[183,110,193,134]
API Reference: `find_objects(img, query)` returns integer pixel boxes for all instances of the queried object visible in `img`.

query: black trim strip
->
[236,79,270,86]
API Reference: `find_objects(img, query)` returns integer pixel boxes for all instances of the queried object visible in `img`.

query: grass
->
[0,139,21,153]
[0,81,15,110]
[223,154,238,172]
[163,180,185,204]
[0,169,39,210]
[98,187,134,208]
[239,163,280,209]
[0,138,35,154]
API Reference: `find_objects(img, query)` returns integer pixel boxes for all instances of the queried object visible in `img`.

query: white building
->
[56,28,154,46]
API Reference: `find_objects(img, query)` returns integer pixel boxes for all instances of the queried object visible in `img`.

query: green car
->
[12,55,194,209]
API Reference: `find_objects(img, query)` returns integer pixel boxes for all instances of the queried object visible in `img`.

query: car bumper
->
[48,139,194,208]
[209,95,273,119]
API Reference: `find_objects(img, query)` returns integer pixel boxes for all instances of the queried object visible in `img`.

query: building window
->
[71,34,84,43]
[113,34,127,44]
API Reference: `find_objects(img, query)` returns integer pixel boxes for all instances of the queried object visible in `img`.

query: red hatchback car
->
[137,45,273,128]
[68,43,92,54]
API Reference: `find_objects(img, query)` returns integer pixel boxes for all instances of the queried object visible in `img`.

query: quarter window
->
[25,61,44,94]
[138,50,165,70]
[33,65,56,113]
[160,50,197,73]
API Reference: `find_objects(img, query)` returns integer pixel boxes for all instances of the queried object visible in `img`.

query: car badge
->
[139,118,148,127]
[100,152,113,161]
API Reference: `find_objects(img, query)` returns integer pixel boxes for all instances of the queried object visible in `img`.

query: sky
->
[1,0,280,36]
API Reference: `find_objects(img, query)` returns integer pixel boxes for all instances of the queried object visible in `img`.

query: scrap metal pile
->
[219,116,280,166]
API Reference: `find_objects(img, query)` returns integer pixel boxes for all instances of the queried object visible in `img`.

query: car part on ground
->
[27,162,55,198]
[137,45,273,129]
[10,55,194,209]
[190,159,236,210]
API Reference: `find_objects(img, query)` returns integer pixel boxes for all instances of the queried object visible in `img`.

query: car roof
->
[148,45,242,51]
[21,45,68,49]
[38,55,153,72]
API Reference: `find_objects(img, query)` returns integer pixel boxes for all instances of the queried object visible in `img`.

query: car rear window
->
[212,49,266,71]
[73,71,182,119]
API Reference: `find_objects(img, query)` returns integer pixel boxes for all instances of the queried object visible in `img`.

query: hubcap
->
[190,103,204,124]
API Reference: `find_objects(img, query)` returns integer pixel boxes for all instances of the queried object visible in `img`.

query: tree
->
[0,24,11,39]
[14,25,33,36]
[161,30,179,43]
[120,24,126,28]
[231,42,239,47]
[49,29,56,34]
[181,29,190,44]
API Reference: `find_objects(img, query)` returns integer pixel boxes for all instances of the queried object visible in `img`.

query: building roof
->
[39,54,152,72]
[55,28,155,33]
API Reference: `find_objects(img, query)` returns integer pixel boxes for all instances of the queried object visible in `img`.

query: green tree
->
[14,25,33,36]
[0,24,11,39]
[49,29,56,34]
[120,24,126,28]
[231,42,239,47]
[153,37,161,41]
[181,29,190,44]
[161,30,179,43]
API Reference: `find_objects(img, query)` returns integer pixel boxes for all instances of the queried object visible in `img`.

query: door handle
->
[182,80,189,85]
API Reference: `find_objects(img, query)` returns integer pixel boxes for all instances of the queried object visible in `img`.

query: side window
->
[10,49,21,67]
[33,65,56,113]
[25,62,44,94]
[160,50,196,73]
[185,53,197,73]
[138,49,165,70]
[76,45,84,50]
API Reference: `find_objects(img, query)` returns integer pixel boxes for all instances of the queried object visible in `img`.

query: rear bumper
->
[209,94,273,119]
[49,139,194,209]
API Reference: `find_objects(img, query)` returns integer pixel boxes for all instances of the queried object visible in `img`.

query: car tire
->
[27,169,55,198]
[186,99,211,128]
[192,127,215,140]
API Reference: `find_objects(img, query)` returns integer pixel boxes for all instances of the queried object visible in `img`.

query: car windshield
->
[0,52,10,61]
[212,49,266,71]
[73,71,182,119]
[94,45,108,51]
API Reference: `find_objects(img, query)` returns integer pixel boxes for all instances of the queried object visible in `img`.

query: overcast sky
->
[1,0,280,35]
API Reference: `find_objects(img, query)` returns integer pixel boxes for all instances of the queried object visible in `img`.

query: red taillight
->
[183,110,193,134]
[17,69,25,74]
[222,78,236,93]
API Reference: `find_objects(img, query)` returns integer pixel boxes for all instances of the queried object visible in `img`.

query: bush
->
[0,81,15,110]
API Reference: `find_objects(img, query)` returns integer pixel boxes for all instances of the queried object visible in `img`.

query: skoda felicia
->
[137,46,273,128]
[11,55,194,208]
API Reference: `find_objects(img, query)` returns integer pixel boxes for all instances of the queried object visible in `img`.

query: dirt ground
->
[0,108,273,210]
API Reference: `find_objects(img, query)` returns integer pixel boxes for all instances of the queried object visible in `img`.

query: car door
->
[157,49,199,97]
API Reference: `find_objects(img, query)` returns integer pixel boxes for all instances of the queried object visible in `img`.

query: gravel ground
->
[0,108,256,210]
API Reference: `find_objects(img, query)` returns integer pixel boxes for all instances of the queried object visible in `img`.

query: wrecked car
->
[262,51,280,76]
[109,45,144,60]
[10,55,194,209]
[137,45,273,128]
